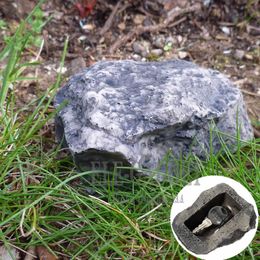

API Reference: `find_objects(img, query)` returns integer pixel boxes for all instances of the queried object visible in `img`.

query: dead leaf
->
[24,246,37,260]
[133,15,145,25]
[118,22,126,30]
[0,245,20,260]
[36,246,58,260]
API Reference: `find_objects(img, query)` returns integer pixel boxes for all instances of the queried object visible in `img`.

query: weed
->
[0,20,7,30]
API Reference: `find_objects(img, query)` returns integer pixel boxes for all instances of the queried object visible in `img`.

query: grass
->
[0,2,259,259]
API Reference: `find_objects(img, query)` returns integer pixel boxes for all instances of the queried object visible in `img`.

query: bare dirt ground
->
[0,0,259,134]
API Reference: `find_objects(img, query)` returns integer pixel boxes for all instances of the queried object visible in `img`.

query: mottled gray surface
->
[172,183,257,255]
[54,60,253,176]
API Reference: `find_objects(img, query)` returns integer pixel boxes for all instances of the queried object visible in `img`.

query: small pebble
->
[223,49,232,55]
[133,42,146,55]
[99,37,105,44]
[178,51,188,59]
[142,40,151,50]
[234,49,245,60]
[165,36,175,44]
[203,0,213,6]
[78,35,87,42]
[82,23,95,31]
[141,50,150,58]
[221,26,231,35]
[56,66,67,74]
[177,35,183,44]
[245,53,253,60]
[143,17,153,27]
[132,54,141,61]
[52,11,63,20]
[153,36,165,49]
[118,22,126,30]
[151,49,163,56]
[133,14,145,25]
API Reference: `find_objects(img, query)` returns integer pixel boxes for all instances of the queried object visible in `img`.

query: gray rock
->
[133,41,151,58]
[153,35,165,49]
[141,51,149,58]
[221,26,231,35]
[203,0,213,6]
[151,49,163,56]
[234,49,245,60]
[178,51,189,59]
[132,42,146,56]
[54,60,253,178]
[132,54,142,61]
[165,36,177,45]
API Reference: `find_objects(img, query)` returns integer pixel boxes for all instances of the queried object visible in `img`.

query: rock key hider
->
[54,59,253,177]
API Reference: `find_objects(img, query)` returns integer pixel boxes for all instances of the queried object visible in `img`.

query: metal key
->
[192,206,232,235]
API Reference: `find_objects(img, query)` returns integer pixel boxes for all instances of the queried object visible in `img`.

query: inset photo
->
[170,176,258,260]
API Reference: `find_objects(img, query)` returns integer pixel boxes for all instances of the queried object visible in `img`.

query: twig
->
[33,39,44,62]
[234,78,248,86]
[234,80,260,97]
[168,16,187,28]
[137,203,162,221]
[241,89,260,98]
[20,208,36,237]
[254,128,260,138]
[138,6,157,18]
[108,4,201,53]
[118,2,131,14]
[13,245,37,259]
[143,231,169,242]
[100,0,122,35]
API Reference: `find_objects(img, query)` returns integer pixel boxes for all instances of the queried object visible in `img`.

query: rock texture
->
[54,60,253,176]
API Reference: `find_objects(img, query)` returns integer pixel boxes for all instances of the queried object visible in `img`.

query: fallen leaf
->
[0,245,20,260]
[75,0,97,18]
[118,22,126,31]
[36,246,57,260]
[24,246,37,260]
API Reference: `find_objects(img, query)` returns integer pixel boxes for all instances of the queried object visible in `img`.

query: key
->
[192,218,212,234]
[192,206,232,235]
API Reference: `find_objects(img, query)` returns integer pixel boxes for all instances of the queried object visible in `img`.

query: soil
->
[0,0,259,134]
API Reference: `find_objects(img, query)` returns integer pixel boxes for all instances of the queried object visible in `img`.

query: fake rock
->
[55,60,253,177]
